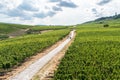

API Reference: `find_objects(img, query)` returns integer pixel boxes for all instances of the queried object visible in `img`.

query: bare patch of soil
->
[8,29,52,38]
[40,30,53,34]
[8,29,29,38]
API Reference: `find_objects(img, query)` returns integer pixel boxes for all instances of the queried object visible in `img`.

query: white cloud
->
[0,0,120,25]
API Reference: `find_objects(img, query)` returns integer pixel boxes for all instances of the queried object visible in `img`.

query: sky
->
[0,0,120,25]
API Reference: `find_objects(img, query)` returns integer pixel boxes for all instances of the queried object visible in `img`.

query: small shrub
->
[0,35,9,40]
[103,24,109,27]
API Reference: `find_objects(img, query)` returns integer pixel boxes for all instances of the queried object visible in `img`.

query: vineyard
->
[0,14,120,79]
[31,26,69,31]
[26,26,69,34]
[0,29,70,74]
[54,24,120,79]
[0,23,70,40]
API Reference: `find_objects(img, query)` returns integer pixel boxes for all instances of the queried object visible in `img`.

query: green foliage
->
[0,29,70,73]
[103,24,109,27]
[54,24,120,79]
[31,26,68,31]
[0,35,9,40]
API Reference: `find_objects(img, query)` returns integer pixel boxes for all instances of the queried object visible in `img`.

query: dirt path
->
[32,31,76,80]
[0,31,68,80]
[0,30,75,80]
[9,30,75,80]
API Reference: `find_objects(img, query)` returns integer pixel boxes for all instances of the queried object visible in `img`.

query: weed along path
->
[9,30,75,80]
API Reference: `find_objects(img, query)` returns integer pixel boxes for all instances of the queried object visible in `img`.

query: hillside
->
[0,23,31,34]
[0,23,32,39]
[95,14,120,21]
[79,14,120,29]
[0,23,69,40]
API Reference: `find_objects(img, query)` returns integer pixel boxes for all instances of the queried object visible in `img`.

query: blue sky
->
[0,0,120,25]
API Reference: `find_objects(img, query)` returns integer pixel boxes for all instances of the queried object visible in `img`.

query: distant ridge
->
[95,14,120,21]
[82,13,120,24]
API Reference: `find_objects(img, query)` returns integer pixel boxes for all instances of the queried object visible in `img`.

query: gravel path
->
[10,30,75,80]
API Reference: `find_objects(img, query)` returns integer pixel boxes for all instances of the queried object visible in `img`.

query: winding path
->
[10,30,75,80]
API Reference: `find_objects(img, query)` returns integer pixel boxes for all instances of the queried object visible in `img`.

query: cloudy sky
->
[0,0,120,25]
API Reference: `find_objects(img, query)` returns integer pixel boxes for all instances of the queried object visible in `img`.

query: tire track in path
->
[9,30,75,80]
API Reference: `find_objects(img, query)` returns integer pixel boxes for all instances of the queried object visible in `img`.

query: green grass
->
[54,19,120,80]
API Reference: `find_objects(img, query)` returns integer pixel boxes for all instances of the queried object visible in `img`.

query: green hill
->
[0,23,31,34]
[0,23,31,39]
[0,23,69,40]
[78,14,120,28]
[95,14,120,21]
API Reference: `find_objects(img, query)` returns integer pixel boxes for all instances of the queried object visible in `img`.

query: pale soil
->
[0,32,71,80]
[8,29,52,38]
[40,30,53,34]
[8,29,29,38]
[32,32,76,80]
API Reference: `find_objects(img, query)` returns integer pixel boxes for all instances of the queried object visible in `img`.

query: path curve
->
[10,30,75,80]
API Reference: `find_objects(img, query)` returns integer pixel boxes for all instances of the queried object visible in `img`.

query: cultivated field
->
[54,19,120,79]
[0,29,70,74]
[0,23,69,40]
[0,15,120,80]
